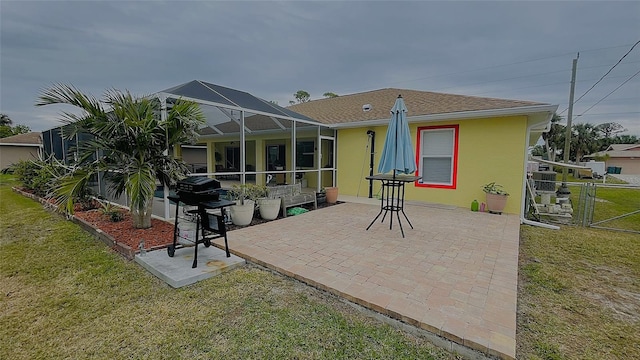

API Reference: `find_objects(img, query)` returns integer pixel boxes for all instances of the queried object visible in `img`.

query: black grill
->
[176,176,221,204]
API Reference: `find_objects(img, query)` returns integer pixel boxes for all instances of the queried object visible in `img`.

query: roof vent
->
[362,104,372,112]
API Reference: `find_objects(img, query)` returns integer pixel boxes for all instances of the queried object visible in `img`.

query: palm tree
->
[0,113,12,126]
[571,123,597,162]
[541,113,565,161]
[37,84,205,228]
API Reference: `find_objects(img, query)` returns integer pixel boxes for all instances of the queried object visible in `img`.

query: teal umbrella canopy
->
[377,95,417,176]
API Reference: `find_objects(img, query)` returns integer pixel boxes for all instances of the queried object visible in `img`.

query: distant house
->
[0,132,43,170]
[289,88,557,215]
[584,144,640,175]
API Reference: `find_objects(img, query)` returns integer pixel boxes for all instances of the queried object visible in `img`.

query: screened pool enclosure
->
[42,80,337,220]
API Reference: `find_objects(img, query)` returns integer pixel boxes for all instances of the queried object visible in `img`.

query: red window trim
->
[415,124,459,189]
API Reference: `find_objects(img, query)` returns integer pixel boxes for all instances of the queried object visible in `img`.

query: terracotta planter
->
[485,193,508,214]
[325,187,339,204]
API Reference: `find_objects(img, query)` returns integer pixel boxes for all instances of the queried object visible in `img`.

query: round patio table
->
[365,174,421,238]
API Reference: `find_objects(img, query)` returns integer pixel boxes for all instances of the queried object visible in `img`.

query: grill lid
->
[177,176,221,193]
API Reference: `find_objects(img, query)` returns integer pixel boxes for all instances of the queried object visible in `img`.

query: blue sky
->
[1,1,639,136]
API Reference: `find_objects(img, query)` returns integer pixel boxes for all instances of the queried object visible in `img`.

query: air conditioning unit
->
[532,171,556,192]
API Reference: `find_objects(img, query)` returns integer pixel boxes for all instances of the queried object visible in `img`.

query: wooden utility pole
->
[557,53,579,197]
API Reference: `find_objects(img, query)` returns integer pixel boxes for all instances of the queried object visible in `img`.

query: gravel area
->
[608,174,640,185]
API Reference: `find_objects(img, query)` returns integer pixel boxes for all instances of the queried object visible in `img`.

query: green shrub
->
[13,158,97,210]
[99,201,125,222]
[12,159,58,197]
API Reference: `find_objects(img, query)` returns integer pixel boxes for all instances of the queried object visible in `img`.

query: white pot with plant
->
[257,186,281,221]
[482,182,509,214]
[227,184,261,226]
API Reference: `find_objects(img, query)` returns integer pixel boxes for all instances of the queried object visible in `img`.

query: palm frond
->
[53,168,93,214]
[36,83,104,116]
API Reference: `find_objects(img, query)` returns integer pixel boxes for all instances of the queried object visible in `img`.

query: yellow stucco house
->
[288,88,558,217]
[41,80,558,222]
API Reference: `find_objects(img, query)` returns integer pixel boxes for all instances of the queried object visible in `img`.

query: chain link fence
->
[526,176,640,234]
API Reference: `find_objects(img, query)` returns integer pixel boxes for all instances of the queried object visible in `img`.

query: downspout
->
[367,130,375,198]
[522,114,560,230]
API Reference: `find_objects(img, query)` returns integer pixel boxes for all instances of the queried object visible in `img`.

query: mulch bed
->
[13,186,341,256]
[73,200,342,252]
[74,210,175,250]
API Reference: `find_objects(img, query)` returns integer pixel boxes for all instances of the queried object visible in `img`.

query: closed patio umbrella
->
[377,95,416,177]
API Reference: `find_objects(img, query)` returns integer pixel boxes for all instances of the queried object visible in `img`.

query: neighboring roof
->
[159,80,319,124]
[0,132,42,146]
[287,88,551,126]
[585,143,640,158]
[606,144,640,152]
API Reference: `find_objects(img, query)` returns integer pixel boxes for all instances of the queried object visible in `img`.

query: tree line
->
[0,113,31,138]
[532,113,639,162]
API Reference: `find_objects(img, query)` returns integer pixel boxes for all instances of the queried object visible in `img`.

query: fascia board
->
[330,104,559,129]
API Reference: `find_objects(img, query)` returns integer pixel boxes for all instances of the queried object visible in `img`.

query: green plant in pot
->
[226,184,262,226]
[257,186,281,221]
[482,182,509,214]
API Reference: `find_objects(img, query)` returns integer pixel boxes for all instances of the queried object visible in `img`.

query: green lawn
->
[3,173,639,360]
[518,225,639,359]
[0,175,455,360]
[535,173,640,232]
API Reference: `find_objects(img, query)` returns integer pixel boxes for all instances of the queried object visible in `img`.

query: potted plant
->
[226,184,261,226]
[482,182,509,214]
[256,186,282,220]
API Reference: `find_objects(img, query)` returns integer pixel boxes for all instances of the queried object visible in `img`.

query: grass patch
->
[0,178,457,360]
[518,225,640,359]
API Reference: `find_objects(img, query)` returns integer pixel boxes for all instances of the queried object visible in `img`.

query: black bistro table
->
[168,195,235,268]
[365,174,421,238]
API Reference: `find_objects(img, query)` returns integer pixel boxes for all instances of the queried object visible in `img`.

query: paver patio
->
[212,199,521,359]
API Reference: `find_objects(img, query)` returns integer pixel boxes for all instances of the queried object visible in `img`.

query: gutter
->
[330,104,559,129]
[0,143,43,147]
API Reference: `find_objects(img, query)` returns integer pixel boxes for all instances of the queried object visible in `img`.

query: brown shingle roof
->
[287,88,547,124]
[0,132,42,145]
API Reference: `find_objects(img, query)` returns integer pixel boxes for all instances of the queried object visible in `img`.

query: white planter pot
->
[230,201,255,226]
[258,198,281,220]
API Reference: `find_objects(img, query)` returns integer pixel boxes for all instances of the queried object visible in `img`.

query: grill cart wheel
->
[167,245,175,257]
[204,239,211,247]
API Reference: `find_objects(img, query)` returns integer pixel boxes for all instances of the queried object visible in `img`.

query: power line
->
[575,69,640,118]
[576,111,640,117]
[366,43,640,90]
[558,40,640,114]
[573,40,640,103]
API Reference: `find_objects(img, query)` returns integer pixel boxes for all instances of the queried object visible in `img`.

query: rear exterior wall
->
[336,115,528,214]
